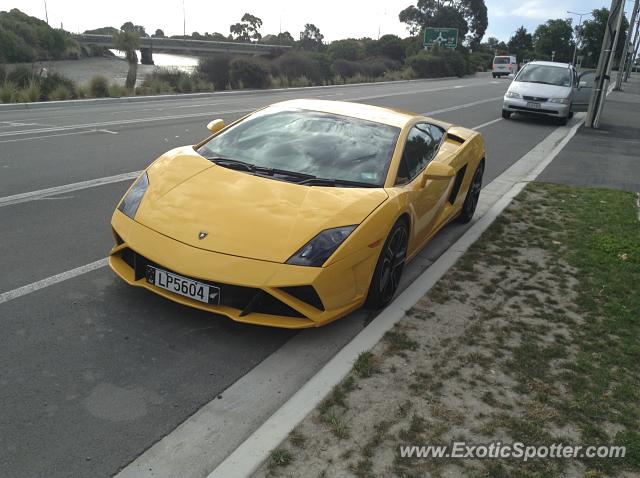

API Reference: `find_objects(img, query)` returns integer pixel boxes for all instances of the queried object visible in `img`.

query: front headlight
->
[118,172,149,219]
[549,97,570,104]
[505,91,522,99]
[286,225,357,267]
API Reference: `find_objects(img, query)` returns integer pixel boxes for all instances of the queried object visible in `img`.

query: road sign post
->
[424,28,458,49]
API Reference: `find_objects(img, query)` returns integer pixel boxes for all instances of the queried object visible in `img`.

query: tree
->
[299,23,324,51]
[577,8,628,68]
[120,21,147,37]
[507,26,533,60]
[113,30,140,90]
[229,13,262,42]
[328,39,364,61]
[276,31,296,46]
[399,0,488,46]
[375,34,406,62]
[533,18,574,62]
[153,29,165,38]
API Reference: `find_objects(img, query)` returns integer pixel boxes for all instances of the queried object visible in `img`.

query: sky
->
[2,0,612,43]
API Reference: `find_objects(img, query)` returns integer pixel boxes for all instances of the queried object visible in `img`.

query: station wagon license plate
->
[526,102,541,109]
[146,266,220,305]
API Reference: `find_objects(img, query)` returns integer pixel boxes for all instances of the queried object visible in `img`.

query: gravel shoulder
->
[252,183,640,478]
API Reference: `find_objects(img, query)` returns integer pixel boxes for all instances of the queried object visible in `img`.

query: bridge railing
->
[72,34,291,55]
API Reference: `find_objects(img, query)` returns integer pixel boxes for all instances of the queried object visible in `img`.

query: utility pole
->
[567,11,590,65]
[182,0,186,39]
[43,0,49,25]
[624,17,640,81]
[615,0,639,89]
[586,0,625,128]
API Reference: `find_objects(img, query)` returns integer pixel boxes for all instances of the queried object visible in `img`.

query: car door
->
[394,123,449,251]
[573,70,596,111]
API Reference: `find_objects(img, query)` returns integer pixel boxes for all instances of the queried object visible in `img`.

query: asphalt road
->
[0,73,562,478]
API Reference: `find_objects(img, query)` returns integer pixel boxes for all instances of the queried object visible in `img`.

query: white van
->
[492,55,518,78]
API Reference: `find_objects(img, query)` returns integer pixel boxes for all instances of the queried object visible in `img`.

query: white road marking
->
[422,96,504,116]
[472,118,503,130]
[0,258,108,305]
[0,108,253,138]
[0,129,102,144]
[0,170,141,208]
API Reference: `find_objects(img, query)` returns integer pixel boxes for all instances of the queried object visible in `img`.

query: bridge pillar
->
[140,47,154,65]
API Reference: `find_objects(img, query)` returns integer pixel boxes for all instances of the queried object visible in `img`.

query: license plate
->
[146,266,220,305]
[526,102,541,109]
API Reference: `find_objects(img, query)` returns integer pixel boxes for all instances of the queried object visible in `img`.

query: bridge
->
[73,34,291,64]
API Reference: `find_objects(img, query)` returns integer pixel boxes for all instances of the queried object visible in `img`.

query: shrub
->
[15,80,40,102]
[406,47,469,79]
[24,79,40,101]
[7,65,35,88]
[198,54,231,90]
[75,84,88,99]
[40,71,76,100]
[49,84,72,101]
[0,80,16,103]
[176,74,194,93]
[273,51,321,84]
[89,75,109,97]
[0,64,5,83]
[229,57,270,89]
[108,83,128,98]
[331,58,395,79]
[328,39,364,61]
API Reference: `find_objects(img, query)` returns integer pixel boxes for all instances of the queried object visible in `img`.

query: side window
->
[395,123,445,185]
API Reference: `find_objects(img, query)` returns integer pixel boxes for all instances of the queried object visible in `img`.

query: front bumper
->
[503,97,570,118]
[109,210,379,329]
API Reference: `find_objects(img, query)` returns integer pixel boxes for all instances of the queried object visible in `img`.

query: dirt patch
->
[253,184,640,478]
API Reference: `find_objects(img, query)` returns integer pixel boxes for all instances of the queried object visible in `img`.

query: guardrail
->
[72,34,290,55]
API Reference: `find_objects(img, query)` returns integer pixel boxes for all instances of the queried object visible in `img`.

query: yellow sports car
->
[109,100,485,328]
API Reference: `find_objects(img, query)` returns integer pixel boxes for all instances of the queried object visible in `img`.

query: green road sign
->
[424,28,458,49]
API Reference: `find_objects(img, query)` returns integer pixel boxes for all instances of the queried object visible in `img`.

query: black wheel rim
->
[465,163,484,216]
[378,225,408,303]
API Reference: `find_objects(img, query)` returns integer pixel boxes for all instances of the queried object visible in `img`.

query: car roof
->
[526,60,572,68]
[268,99,418,128]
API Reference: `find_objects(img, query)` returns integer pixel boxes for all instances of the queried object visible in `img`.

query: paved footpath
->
[539,74,640,192]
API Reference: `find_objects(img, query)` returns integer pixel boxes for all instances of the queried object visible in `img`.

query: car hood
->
[508,81,572,98]
[134,147,389,263]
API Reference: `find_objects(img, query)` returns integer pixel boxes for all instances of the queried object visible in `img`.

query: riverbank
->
[3,55,196,87]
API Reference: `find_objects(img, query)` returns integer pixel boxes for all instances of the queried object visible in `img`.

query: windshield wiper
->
[207,156,256,172]
[254,167,316,180]
[297,177,378,188]
[207,156,316,181]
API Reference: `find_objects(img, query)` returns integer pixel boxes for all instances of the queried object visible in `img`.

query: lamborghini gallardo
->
[109,99,485,328]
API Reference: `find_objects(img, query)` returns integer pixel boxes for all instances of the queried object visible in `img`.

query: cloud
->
[494,0,567,20]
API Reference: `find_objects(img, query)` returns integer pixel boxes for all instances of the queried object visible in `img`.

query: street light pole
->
[586,0,625,128]
[567,11,590,65]
[615,0,639,89]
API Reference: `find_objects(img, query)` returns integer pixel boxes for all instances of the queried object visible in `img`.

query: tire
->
[568,109,574,119]
[365,219,409,310]
[457,160,485,224]
[492,74,496,78]
[502,109,512,119]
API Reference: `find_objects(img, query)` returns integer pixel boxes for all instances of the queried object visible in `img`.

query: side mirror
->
[420,162,455,187]
[207,119,225,133]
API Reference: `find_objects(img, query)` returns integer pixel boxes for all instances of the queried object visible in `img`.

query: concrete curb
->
[0,77,461,111]
[207,114,586,478]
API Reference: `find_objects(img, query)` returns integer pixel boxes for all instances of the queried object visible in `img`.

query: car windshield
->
[516,64,571,87]
[494,57,510,64]
[197,107,400,187]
